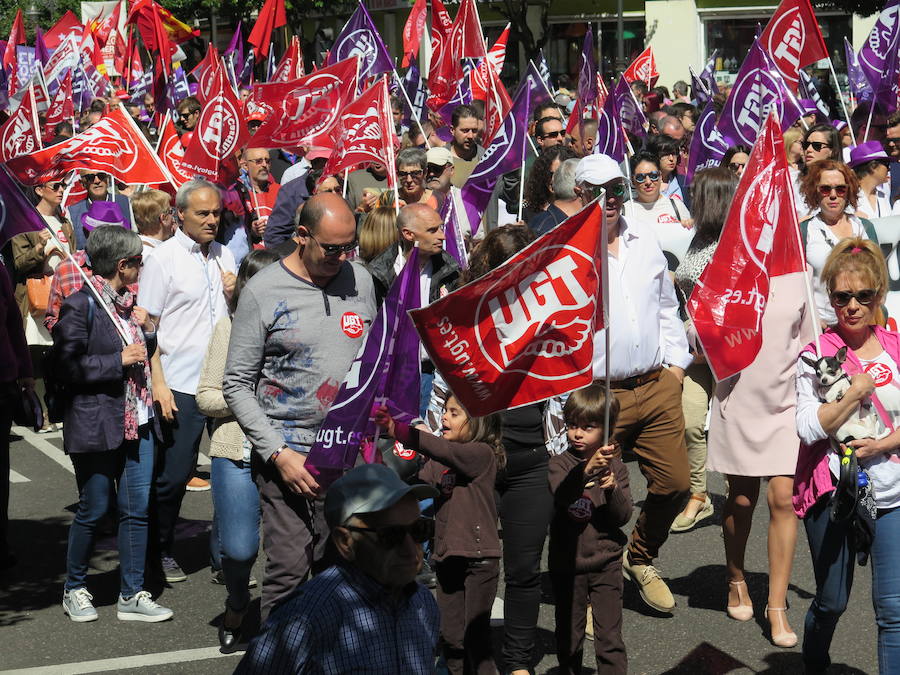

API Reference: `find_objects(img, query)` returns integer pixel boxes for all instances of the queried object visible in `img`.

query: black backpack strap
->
[669,197,682,221]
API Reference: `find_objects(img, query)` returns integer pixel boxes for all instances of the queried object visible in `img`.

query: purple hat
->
[799,99,818,115]
[832,119,848,132]
[848,140,890,168]
[81,201,128,232]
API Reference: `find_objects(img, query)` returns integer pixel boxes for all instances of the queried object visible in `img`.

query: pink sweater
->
[793,326,899,518]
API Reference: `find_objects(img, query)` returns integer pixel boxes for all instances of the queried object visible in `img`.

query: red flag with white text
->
[402,0,427,68]
[471,24,509,101]
[409,200,607,416]
[157,115,192,186]
[270,36,305,83]
[427,0,460,107]
[622,47,659,88]
[759,0,828,92]
[191,45,224,104]
[43,72,74,144]
[688,113,806,381]
[449,0,487,61]
[0,86,42,162]
[6,108,170,186]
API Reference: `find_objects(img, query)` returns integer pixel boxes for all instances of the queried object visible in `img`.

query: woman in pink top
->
[794,238,900,674]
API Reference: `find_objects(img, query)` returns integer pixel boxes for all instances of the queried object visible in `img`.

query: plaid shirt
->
[44,251,90,333]
[236,564,439,674]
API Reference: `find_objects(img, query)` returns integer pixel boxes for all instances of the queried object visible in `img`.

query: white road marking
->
[0,646,241,674]
[9,470,29,483]
[12,426,73,474]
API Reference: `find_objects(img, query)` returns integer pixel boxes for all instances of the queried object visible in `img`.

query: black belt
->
[610,367,663,390]
[421,360,435,374]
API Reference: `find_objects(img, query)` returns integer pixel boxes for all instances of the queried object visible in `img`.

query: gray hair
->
[175,177,221,212]
[396,147,427,171]
[673,80,689,96]
[553,158,579,200]
[86,226,142,277]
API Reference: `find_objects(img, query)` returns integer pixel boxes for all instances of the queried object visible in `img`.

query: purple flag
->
[716,39,803,147]
[685,99,728,184]
[799,69,829,118]
[16,47,38,89]
[34,29,50,67]
[326,2,393,82]
[537,49,553,90]
[859,0,900,114]
[238,52,255,88]
[399,63,427,134]
[577,28,597,106]
[701,50,719,98]
[690,67,711,108]
[459,74,538,235]
[845,37,872,103]
[440,192,468,270]
[224,22,245,81]
[0,165,48,248]
[436,76,472,141]
[612,76,647,139]
[304,248,423,488]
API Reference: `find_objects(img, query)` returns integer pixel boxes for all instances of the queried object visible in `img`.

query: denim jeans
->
[803,499,900,673]
[66,424,154,598]
[210,456,260,612]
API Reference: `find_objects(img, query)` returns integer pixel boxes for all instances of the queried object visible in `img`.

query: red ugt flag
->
[760,0,828,92]
[623,47,659,88]
[410,200,607,417]
[0,86,42,162]
[688,113,806,381]
[401,0,427,68]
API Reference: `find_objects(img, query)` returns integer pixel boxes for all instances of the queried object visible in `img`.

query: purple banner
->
[577,27,597,106]
[690,66,711,108]
[685,99,729,184]
[436,75,472,141]
[701,49,719,98]
[612,75,647,139]
[34,28,50,68]
[399,63,427,135]
[596,84,625,163]
[799,69,829,118]
[304,248,423,488]
[859,0,900,114]
[845,37,872,104]
[0,164,50,248]
[16,46,38,89]
[326,2,393,82]
[440,191,468,270]
[223,20,244,77]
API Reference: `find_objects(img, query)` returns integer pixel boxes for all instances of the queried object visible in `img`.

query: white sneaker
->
[63,587,98,622]
[117,590,174,622]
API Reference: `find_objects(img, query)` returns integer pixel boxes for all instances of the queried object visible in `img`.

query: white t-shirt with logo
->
[827,350,900,510]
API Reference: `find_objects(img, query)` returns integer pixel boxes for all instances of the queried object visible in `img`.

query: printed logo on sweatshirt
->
[567,494,593,522]
[393,442,416,460]
[341,312,365,338]
[866,361,893,387]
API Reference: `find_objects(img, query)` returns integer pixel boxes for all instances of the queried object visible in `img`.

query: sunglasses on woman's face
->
[633,171,661,183]
[818,184,848,198]
[728,162,746,172]
[343,517,435,549]
[830,289,878,307]
[803,141,832,152]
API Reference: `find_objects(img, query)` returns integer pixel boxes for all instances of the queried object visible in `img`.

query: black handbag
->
[11,387,43,431]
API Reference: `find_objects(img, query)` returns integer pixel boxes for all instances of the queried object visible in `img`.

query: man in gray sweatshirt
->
[223,193,376,620]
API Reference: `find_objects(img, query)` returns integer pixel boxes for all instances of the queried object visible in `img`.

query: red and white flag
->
[0,86,42,162]
[320,77,398,189]
[270,36,305,83]
[688,113,806,381]
[180,68,249,184]
[156,115,192,186]
[191,45,224,104]
[471,24,509,101]
[449,0,487,61]
[44,11,84,50]
[5,9,25,97]
[42,72,74,144]
[410,201,607,417]
[6,108,170,186]
[427,0,460,107]
[482,63,513,146]
[401,0,427,68]
[623,47,659,88]
[760,0,828,92]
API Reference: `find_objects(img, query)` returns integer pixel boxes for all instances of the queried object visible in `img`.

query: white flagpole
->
[599,193,611,446]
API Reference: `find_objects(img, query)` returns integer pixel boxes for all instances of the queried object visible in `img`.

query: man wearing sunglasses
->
[68,171,135,251]
[175,97,201,133]
[224,192,377,622]
[237,464,439,673]
[535,116,566,150]
[574,154,692,616]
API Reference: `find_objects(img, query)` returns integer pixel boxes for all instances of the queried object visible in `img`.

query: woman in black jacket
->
[54,226,172,624]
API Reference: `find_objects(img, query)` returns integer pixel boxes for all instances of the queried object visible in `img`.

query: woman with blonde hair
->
[358,193,399,263]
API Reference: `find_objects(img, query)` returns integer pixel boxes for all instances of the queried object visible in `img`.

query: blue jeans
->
[210,457,260,611]
[66,424,154,598]
[803,499,900,673]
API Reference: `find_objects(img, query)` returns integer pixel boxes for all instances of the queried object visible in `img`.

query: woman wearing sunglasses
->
[623,151,691,260]
[721,145,751,179]
[800,159,880,329]
[54,226,172,623]
[793,124,843,219]
[794,239,900,675]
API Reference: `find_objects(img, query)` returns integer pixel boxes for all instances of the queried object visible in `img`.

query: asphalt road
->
[0,424,878,674]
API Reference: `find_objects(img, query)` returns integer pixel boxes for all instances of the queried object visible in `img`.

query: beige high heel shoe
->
[726,579,754,621]
[766,605,798,648]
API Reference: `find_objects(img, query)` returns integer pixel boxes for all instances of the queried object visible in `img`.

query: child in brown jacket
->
[374,394,504,675]
[549,384,633,675]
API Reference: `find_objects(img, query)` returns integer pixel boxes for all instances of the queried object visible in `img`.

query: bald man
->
[224,193,378,621]
[658,116,686,141]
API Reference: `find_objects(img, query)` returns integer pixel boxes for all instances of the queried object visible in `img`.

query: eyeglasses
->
[42,182,65,191]
[584,182,627,200]
[633,171,661,183]
[246,157,271,165]
[817,184,848,198]
[343,517,435,549]
[830,289,878,307]
[178,111,198,120]
[120,255,143,268]
[81,173,107,184]
[397,169,424,179]
[539,129,565,140]
[728,162,746,172]
[305,231,358,257]
[426,163,450,176]
[802,141,832,152]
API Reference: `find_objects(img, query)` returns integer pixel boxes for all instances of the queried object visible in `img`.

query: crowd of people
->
[2,55,900,675]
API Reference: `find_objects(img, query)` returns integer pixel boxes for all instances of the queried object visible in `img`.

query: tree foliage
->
[813,0,882,17]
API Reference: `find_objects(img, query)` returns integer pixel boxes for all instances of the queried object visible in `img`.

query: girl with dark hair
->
[793,124,844,219]
[522,145,577,222]
[671,168,738,532]
[720,145,751,179]
[624,151,691,244]
[196,248,281,651]
[646,134,687,201]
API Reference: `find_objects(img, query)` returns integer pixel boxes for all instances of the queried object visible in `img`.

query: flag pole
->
[826,56,856,144]
[864,100,876,142]
[517,126,527,221]
[599,193,611,447]
[381,76,401,216]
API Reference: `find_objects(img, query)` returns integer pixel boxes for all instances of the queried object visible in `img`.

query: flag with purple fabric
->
[15,47,38,89]
[612,75,647,139]
[0,164,48,248]
[596,85,626,163]
[859,0,900,114]
[71,63,93,111]
[34,29,50,67]
[685,99,729,183]
[436,76,473,140]
[845,37,872,103]
[701,50,719,97]
[223,21,244,76]
[537,49,553,90]
[578,28,598,106]
[304,248,423,488]
[326,2,393,82]
[716,39,803,147]
[440,192,468,270]
[690,67,711,108]
[238,52,255,88]
[459,74,538,236]
[799,69,829,118]
[399,63,427,134]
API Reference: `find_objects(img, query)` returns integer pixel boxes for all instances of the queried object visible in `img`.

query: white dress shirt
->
[592,215,692,380]
[137,227,236,395]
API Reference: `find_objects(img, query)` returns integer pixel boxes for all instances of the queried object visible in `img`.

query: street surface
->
[1,425,876,674]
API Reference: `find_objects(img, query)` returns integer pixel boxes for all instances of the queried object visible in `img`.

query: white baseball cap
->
[574,154,625,185]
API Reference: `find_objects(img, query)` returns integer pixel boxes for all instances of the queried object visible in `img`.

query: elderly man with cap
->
[574,154,692,615]
[236,463,440,674]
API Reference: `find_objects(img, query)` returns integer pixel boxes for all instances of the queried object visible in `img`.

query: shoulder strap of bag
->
[668,197,682,221]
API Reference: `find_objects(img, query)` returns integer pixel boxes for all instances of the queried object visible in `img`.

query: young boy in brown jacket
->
[549,384,633,675]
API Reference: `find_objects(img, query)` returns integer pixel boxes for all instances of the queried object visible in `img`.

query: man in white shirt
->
[137,178,237,584]
[574,154,693,615]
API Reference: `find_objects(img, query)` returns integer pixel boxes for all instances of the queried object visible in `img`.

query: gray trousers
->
[253,455,331,622]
